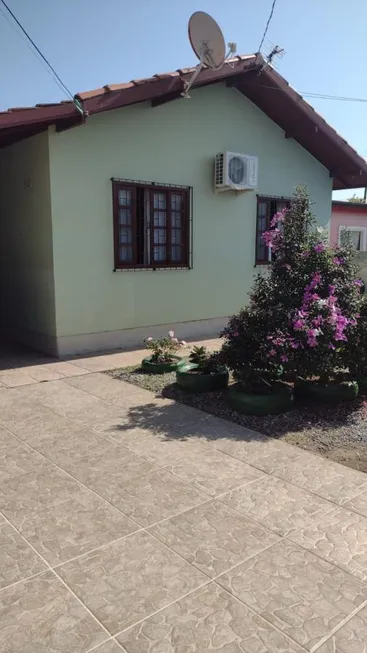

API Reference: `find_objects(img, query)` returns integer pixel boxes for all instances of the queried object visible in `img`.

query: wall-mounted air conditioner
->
[214,151,258,192]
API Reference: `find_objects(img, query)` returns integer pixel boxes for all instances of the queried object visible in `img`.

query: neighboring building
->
[331,200,367,250]
[1,55,367,356]
[331,199,367,284]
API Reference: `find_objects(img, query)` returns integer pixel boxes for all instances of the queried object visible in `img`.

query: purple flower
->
[328,343,336,350]
[293,319,305,330]
[281,355,289,363]
[328,285,336,294]
[314,243,325,253]
[301,251,310,258]
[269,349,277,357]
[233,331,239,337]
[333,257,344,266]
[354,279,363,287]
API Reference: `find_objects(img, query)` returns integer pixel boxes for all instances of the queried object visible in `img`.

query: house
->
[331,200,367,250]
[1,54,367,357]
[331,199,367,283]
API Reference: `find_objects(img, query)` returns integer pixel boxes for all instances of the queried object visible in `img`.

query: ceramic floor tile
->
[270,455,367,505]
[43,361,91,377]
[66,373,153,406]
[118,583,305,653]
[91,642,125,653]
[115,431,212,466]
[289,507,367,582]
[104,468,208,527]
[17,490,138,566]
[214,434,304,473]
[0,440,50,482]
[0,398,81,444]
[317,604,367,652]
[19,380,117,426]
[0,427,19,451]
[0,570,106,652]
[61,443,153,495]
[221,475,336,536]
[58,530,207,635]
[216,539,367,651]
[0,522,47,589]
[0,467,89,526]
[162,447,265,497]
[149,499,280,578]
[345,490,367,518]
[33,429,111,467]
[0,369,36,387]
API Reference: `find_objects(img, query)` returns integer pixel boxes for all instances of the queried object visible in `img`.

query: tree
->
[219,186,363,389]
[348,194,365,203]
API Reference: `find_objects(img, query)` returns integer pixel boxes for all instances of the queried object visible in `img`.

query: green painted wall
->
[0,131,56,344]
[48,84,332,339]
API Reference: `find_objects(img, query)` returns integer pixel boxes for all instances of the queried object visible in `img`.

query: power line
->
[0,0,74,102]
[247,82,367,103]
[258,0,278,54]
[0,6,71,100]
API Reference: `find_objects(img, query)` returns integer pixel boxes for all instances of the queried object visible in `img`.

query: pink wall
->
[330,203,367,249]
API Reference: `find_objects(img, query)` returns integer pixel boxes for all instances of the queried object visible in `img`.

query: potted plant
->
[142,331,187,374]
[176,346,229,392]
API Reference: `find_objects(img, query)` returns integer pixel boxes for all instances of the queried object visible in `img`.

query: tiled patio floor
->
[0,343,366,651]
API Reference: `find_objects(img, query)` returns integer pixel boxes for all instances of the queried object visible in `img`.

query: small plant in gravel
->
[144,331,187,363]
[219,186,364,388]
[188,346,218,373]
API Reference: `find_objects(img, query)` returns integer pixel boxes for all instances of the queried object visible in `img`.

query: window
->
[339,225,366,251]
[256,196,290,264]
[112,179,191,269]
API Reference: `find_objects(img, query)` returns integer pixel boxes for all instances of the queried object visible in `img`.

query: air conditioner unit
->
[214,151,258,192]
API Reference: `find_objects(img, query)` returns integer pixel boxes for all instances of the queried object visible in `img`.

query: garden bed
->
[108,366,367,473]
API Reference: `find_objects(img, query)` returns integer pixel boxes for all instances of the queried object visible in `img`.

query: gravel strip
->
[107,366,367,473]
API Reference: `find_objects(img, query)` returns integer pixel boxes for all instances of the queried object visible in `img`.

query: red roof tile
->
[0,54,366,189]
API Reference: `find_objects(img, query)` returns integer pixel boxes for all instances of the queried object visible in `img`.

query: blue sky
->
[1,0,366,199]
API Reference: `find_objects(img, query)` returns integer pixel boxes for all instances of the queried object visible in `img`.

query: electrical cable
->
[258,0,278,54]
[0,0,74,102]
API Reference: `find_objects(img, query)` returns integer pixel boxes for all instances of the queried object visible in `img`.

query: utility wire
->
[246,82,367,103]
[258,0,278,54]
[0,0,74,102]
[0,5,71,100]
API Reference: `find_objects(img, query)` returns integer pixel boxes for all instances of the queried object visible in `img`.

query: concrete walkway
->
[0,345,366,651]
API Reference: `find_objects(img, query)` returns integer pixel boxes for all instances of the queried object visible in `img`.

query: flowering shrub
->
[144,331,186,363]
[219,186,364,387]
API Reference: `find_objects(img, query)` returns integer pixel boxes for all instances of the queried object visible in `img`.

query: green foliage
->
[144,331,186,363]
[219,186,364,388]
[189,345,219,373]
[348,194,366,203]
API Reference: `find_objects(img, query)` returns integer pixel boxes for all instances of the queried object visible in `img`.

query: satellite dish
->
[188,11,226,70]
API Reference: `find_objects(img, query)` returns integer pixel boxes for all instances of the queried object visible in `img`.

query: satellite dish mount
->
[182,12,236,99]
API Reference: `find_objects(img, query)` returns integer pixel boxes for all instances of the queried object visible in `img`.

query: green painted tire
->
[176,363,229,393]
[226,382,294,416]
[295,378,359,403]
[141,355,185,374]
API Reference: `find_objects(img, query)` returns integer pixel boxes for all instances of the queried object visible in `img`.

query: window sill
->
[113,266,191,272]
[254,261,271,267]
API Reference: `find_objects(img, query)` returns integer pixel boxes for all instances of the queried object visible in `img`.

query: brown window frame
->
[112,179,192,270]
[255,195,290,265]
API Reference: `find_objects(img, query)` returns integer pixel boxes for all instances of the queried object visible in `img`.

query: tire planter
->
[141,355,185,374]
[295,377,359,403]
[226,382,294,416]
[176,363,229,393]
